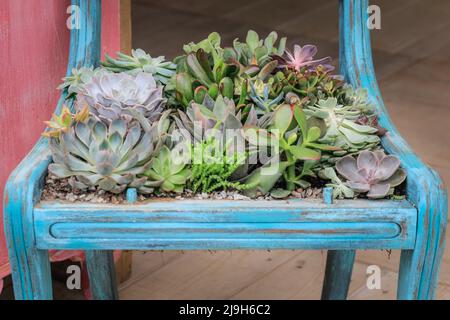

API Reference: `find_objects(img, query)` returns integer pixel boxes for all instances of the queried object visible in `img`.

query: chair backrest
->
[0,0,121,291]
[58,0,102,113]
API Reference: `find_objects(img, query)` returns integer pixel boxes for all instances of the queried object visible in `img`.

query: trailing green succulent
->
[47,113,168,194]
[143,145,191,194]
[101,49,176,85]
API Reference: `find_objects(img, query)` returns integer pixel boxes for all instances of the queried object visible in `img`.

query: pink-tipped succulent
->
[275,44,334,72]
[336,150,406,199]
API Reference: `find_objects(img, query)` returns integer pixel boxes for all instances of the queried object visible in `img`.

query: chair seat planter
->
[3,0,447,300]
[35,198,417,251]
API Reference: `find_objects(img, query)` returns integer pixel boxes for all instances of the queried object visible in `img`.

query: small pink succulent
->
[275,44,334,72]
[336,150,406,199]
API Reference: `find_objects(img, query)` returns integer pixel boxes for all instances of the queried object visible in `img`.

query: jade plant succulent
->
[174,49,239,108]
[242,101,339,194]
[101,49,176,85]
[77,71,165,122]
[143,145,191,194]
[335,150,406,199]
[48,114,167,193]
[232,30,286,68]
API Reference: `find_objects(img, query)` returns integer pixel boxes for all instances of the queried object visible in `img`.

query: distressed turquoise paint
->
[126,188,137,203]
[322,250,356,300]
[323,187,333,205]
[86,250,118,300]
[3,0,447,300]
[33,199,417,250]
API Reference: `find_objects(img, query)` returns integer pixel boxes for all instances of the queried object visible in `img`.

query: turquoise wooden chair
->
[3,0,447,300]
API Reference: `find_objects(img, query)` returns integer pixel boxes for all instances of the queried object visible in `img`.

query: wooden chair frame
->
[3,0,447,300]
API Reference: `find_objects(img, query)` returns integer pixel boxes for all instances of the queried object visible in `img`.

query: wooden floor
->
[1,0,449,300]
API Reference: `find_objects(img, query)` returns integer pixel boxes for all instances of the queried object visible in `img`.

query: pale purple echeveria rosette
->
[336,150,406,199]
[274,44,334,72]
[76,71,165,123]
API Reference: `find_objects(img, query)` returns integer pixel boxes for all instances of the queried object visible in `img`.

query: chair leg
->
[397,245,445,300]
[321,250,355,300]
[7,245,53,300]
[85,250,118,300]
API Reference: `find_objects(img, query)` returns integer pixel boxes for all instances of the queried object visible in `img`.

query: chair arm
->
[3,137,52,245]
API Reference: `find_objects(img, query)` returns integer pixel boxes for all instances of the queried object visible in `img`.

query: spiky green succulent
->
[48,114,168,194]
[189,138,255,193]
[101,49,176,85]
[143,145,191,194]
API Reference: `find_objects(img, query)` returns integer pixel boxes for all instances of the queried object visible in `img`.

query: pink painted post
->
[0,0,122,293]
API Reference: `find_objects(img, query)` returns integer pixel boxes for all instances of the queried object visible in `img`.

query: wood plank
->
[130,250,299,299]
[230,251,325,299]
[370,0,450,54]
[119,250,184,291]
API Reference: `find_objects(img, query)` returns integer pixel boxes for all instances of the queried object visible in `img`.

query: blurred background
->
[1,0,449,300]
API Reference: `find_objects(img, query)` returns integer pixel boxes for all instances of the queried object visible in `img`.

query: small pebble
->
[42,175,324,203]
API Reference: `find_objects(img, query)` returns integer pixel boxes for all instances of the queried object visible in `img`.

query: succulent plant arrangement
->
[43,30,406,201]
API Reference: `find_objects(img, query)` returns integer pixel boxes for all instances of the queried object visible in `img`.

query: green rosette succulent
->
[143,145,191,194]
[189,138,255,193]
[302,97,380,161]
[48,114,168,194]
[101,49,176,85]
